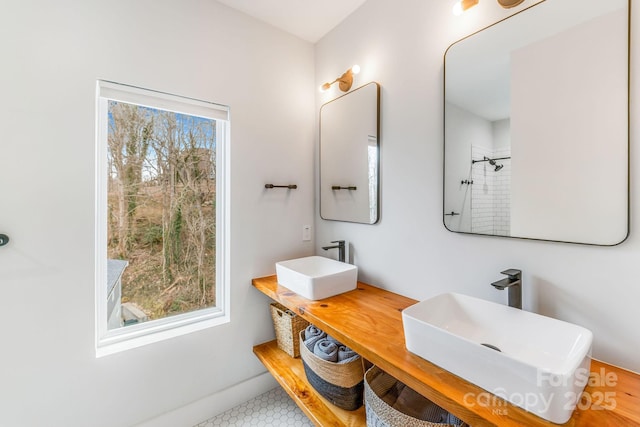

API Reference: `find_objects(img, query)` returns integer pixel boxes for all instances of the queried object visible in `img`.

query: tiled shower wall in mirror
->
[471,145,511,236]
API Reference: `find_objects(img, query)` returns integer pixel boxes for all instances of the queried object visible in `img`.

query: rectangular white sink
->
[402,293,593,424]
[275,256,357,300]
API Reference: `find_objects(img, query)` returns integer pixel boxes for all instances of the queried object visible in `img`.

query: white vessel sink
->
[402,293,593,424]
[275,256,357,300]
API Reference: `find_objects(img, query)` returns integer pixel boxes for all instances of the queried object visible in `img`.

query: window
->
[95,81,230,356]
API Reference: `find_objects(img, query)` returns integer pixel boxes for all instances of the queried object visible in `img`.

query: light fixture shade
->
[497,0,525,8]
[453,0,479,15]
[338,71,354,92]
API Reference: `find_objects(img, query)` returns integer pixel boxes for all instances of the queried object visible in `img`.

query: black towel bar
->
[265,184,297,189]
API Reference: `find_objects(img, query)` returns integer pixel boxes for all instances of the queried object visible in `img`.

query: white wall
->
[492,119,510,150]
[0,1,314,426]
[315,0,640,373]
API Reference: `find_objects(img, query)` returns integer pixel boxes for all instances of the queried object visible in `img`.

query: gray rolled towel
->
[325,334,341,345]
[313,339,339,362]
[337,345,359,364]
[304,325,326,352]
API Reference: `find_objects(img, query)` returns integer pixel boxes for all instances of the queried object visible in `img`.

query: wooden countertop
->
[253,275,640,427]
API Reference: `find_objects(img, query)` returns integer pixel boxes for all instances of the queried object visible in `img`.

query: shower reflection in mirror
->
[444,105,512,236]
[469,148,511,236]
[443,0,629,245]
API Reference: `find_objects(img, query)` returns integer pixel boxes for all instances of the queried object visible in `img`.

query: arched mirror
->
[443,0,629,245]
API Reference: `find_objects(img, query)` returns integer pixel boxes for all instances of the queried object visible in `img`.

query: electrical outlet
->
[302,225,311,241]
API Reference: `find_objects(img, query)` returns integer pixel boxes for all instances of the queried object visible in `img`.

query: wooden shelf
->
[253,340,365,427]
[253,275,640,427]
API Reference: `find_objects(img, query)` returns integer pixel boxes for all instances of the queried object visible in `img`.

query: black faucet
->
[322,240,346,263]
[491,269,522,309]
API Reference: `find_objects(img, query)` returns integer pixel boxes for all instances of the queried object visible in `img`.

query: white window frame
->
[94,80,230,357]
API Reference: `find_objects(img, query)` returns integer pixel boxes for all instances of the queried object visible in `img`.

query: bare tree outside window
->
[107,101,217,326]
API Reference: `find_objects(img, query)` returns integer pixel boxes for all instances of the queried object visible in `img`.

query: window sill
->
[96,308,229,357]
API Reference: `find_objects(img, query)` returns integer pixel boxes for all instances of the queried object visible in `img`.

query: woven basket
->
[299,329,365,411]
[270,302,309,358]
[364,366,466,427]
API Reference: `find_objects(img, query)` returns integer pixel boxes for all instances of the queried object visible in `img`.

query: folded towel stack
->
[304,325,326,350]
[304,324,359,364]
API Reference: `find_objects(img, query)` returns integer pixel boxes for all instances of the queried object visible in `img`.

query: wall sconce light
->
[320,65,361,92]
[452,0,479,15]
[497,0,525,8]
[453,0,525,15]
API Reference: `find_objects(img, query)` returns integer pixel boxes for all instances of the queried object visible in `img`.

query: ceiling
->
[216,0,368,43]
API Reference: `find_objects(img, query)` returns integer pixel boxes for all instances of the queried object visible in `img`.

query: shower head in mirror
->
[471,156,507,171]
[487,157,504,171]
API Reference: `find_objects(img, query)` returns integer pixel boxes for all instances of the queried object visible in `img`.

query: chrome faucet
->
[322,240,346,263]
[491,269,522,309]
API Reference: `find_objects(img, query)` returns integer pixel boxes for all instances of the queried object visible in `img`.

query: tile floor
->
[194,386,314,427]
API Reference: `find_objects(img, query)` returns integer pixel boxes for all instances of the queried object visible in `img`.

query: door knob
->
[0,234,9,247]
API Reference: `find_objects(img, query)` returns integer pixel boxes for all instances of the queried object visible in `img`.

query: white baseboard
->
[134,372,279,427]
